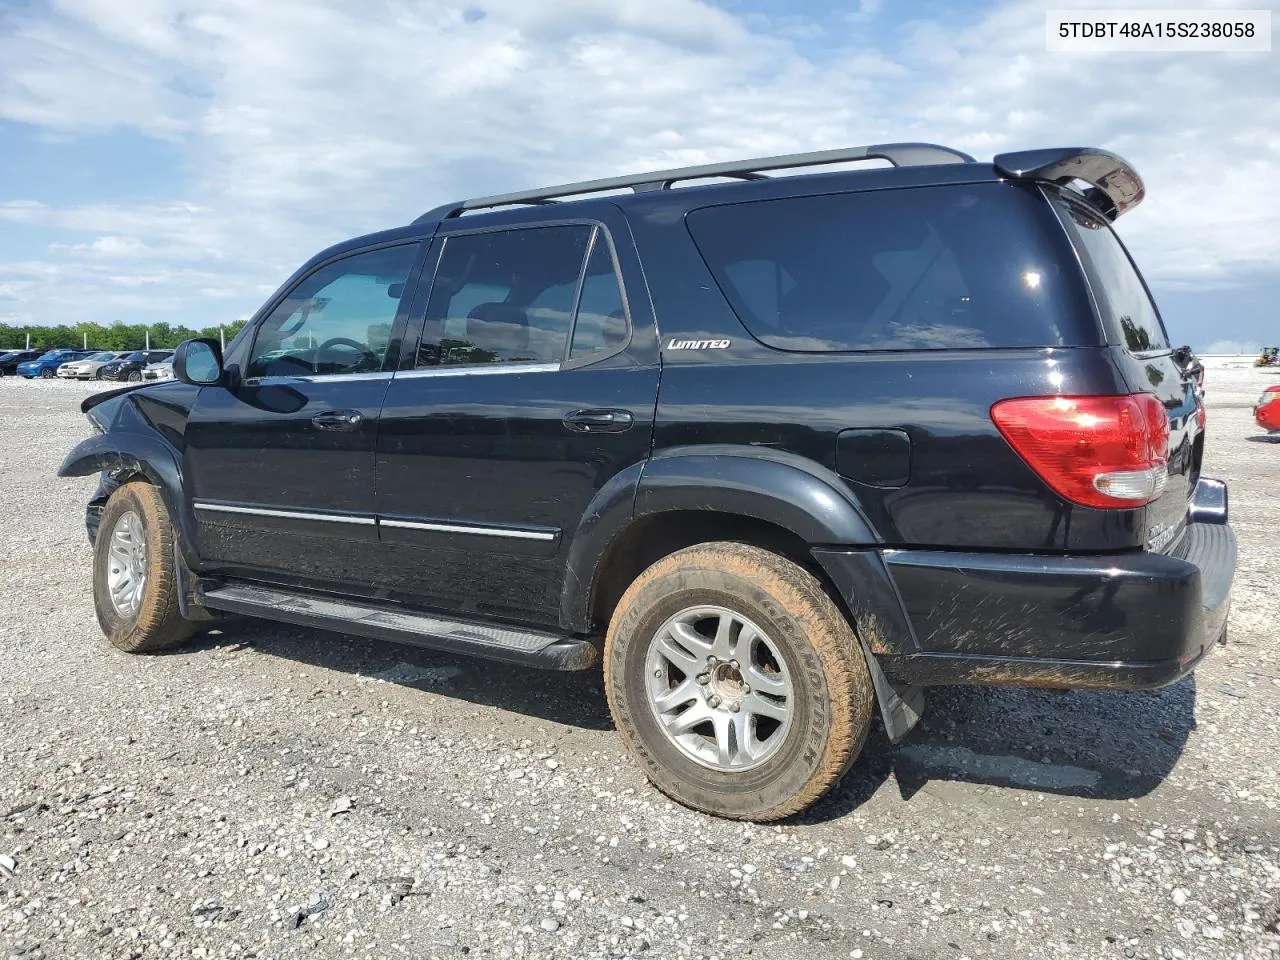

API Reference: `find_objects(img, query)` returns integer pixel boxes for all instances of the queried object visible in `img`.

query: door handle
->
[562,409,634,434]
[311,410,363,432]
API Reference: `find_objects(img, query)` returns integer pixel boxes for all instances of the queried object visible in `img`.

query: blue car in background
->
[16,349,94,379]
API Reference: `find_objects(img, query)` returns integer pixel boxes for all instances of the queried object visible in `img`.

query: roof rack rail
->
[414,141,975,223]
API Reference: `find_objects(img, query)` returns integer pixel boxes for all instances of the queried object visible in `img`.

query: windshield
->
[88,351,115,361]
[121,352,145,362]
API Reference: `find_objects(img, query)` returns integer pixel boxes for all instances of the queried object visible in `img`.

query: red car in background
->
[1256,385,1280,433]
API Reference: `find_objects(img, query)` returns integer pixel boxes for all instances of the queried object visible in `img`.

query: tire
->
[605,542,874,821]
[40,369,54,379]
[92,481,195,653]
[127,370,142,382]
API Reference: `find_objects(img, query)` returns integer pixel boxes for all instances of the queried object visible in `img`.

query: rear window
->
[687,183,1091,351]
[1052,197,1169,354]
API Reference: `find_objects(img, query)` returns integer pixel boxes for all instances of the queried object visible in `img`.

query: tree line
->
[0,320,248,352]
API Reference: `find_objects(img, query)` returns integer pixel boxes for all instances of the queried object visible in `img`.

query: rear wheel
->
[92,481,195,653]
[605,542,874,821]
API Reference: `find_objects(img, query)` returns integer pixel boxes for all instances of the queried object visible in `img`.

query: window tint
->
[418,226,592,367]
[1053,199,1168,353]
[687,183,1091,351]
[569,234,628,359]
[247,244,418,379]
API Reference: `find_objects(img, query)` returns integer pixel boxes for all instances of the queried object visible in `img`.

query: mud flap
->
[174,541,218,622]
[858,636,924,743]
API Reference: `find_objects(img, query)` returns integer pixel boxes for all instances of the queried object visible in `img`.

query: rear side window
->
[687,183,1091,351]
[420,226,591,366]
[417,225,629,367]
[1053,198,1169,353]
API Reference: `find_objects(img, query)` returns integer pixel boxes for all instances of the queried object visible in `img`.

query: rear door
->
[1051,193,1201,552]
[374,210,660,627]
[184,242,423,588]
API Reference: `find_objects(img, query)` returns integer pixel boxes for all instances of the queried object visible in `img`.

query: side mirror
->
[174,338,224,386]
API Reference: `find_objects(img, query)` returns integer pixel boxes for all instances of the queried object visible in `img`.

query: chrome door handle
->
[311,410,363,432]
[562,409,634,434]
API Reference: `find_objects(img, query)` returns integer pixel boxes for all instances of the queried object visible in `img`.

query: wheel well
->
[589,511,821,632]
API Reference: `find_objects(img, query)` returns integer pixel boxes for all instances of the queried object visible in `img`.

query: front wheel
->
[126,370,142,382]
[40,369,55,379]
[92,481,195,653]
[605,543,874,821]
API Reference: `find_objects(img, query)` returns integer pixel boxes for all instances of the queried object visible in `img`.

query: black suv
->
[0,349,48,375]
[60,143,1235,821]
[100,350,174,382]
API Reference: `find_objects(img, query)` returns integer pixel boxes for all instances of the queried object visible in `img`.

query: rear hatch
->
[1050,192,1202,554]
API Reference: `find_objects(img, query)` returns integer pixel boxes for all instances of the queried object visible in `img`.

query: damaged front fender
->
[58,430,199,570]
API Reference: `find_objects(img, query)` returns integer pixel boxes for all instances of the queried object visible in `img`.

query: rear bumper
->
[817,479,1236,692]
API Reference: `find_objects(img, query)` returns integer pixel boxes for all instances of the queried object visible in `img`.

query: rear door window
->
[1052,198,1169,353]
[416,224,629,367]
[687,183,1093,351]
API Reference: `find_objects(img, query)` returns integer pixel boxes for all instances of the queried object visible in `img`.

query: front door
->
[185,242,422,589]
[374,214,659,627]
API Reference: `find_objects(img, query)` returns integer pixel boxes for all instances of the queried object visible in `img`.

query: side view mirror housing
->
[174,338,224,386]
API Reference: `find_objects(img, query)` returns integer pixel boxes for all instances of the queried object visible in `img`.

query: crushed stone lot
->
[0,366,1277,960]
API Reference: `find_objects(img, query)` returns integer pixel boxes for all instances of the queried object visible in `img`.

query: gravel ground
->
[0,366,1277,960]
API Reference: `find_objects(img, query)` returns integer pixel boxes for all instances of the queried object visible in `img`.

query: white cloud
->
[0,0,1275,333]
[1202,339,1260,355]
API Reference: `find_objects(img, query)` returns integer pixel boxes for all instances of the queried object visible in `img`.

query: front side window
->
[247,244,419,379]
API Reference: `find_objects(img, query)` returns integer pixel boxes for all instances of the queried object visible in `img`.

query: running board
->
[200,583,599,671]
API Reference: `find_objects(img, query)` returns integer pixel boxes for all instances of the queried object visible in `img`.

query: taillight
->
[990,394,1170,509]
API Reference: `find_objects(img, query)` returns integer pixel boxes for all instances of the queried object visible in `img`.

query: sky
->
[0,0,1276,352]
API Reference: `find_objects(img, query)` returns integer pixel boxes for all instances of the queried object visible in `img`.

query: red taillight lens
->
[990,394,1170,509]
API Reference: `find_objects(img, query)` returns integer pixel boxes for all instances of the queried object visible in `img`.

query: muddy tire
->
[92,481,195,653]
[605,542,874,821]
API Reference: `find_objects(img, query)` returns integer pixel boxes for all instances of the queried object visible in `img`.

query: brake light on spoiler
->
[991,394,1170,509]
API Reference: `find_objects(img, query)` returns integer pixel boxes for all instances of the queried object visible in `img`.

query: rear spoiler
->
[993,147,1144,221]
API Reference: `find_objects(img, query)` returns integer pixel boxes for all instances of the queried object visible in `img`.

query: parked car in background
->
[58,351,127,380]
[16,349,94,379]
[141,360,175,382]
[0,349,48,376]
[1256,386,1280,433]
[100,350,174,382]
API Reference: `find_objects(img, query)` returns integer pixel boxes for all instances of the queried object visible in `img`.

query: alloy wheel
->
[644,605,793,771]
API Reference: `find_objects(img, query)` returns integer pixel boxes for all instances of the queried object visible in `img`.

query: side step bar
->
[200,583,599,671]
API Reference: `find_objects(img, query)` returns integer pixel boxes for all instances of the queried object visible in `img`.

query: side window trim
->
[243,239,425,384]
[563,226,599,361]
